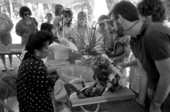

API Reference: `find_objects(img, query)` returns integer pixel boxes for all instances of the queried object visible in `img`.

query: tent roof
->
[24,0,74,5]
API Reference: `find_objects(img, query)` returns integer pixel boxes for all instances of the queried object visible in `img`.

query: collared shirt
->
[130,22,170,92]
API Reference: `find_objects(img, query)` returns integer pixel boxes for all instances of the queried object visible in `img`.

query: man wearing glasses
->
[109,1,170,112]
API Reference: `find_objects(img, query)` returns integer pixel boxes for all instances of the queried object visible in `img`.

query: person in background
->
[138,0,166,23]
[16,31,59,112]
[94,15,110,53]
[40,23,54,44]
[59,8,73,39]
[72,11,93,51]
[0,6,14,71]
[110,1,170,112]
[120,0,167,107]
[46,12,53,24]
[53,4,64,29]
[16,6,38,45]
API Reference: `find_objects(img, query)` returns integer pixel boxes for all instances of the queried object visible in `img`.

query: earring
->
[36,52,40,57]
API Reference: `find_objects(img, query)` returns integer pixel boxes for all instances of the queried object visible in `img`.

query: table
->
[71,87,135,107]
[0,44,23,60]
[71,82,146,112]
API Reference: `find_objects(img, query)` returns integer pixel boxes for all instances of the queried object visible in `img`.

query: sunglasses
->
[24,12,31,16]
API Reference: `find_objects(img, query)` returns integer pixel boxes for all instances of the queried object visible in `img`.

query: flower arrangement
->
[90,54,123,92]
[68,54,126,100]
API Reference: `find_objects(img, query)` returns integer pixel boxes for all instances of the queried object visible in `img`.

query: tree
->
[0,0,21,17]
[71,0,93,23]
[164,0,170,19]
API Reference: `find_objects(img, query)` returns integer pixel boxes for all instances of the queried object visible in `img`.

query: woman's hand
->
[47,66,59,74]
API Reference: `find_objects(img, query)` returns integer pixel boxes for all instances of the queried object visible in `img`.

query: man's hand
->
[150,103,161,112]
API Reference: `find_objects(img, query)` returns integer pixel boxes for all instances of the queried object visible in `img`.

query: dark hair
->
[19,6,32,18]
[137,0,166,22]
[40,23,53,44]
[111,1,140,22]
[62,8,73,27]
[55,4,63,16]
[40,23,53,32]
[46,13,52,17]
[98,15,109,22]
[25,31,52,53]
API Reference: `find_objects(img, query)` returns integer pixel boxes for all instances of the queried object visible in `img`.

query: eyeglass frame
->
[23,12,31,16]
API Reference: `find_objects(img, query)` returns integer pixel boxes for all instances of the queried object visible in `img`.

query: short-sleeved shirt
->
[16,52,55,112]
[15,17,38,45]
[130,22,170,92]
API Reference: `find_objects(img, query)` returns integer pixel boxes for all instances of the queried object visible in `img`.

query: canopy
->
[24,0,74,5]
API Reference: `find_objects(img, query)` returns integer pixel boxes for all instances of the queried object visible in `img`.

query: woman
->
[94,15,111,53]
[72,11,93,51]
[16,6,38,45]
[0,8,14,71]
[16,31,58,112]
[56,8,73,39]
[53,4,63,30]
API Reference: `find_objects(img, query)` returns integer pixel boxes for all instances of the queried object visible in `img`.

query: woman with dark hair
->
[137,0,166,23]
[16,31,58,112]
[16,6,38,45]
[53,4,63,30]
[40,23,55,44]
[56,8,73,39]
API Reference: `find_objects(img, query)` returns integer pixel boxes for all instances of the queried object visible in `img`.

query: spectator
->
[46,12,53,24]
[53,4,63,30]
[110,1,170,112]
[16,6,38,45]
[72,11,93,51]
[0,7,14,71]
[59,8,73,39]
[137,0,166,23]
[40,23,54,44]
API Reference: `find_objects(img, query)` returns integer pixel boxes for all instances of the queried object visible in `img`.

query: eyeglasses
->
[24,12,31,16]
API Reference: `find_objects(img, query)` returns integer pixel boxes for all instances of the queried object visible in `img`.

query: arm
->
[151,58,170,108]
[121,59,137,68]
[146,30,170,111]
[15,22,24,37]
[5,14,13,32]
[112,51,130,62]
